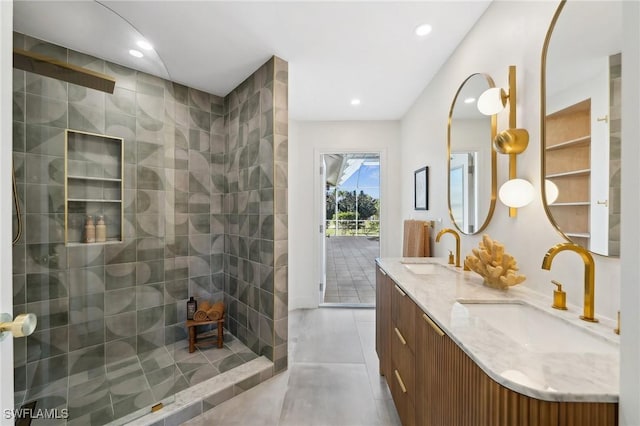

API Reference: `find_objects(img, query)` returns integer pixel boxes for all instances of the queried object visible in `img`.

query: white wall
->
[620,1,640,424]
[401,0,622,321]
[289,120,401,309]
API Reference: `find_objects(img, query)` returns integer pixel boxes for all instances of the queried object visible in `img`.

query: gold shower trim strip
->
[13,48,116,94]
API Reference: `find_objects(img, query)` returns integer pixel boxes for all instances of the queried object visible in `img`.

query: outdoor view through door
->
[323,153,380,305]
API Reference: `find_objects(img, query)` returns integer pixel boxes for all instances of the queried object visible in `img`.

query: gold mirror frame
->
[541,0,620,257]
[447,73,498,235]
[540,1,569,246]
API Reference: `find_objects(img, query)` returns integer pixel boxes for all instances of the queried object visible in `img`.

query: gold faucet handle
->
[550,280,567,310]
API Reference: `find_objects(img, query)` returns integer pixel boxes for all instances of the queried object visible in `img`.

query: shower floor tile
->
[15,332,257,425]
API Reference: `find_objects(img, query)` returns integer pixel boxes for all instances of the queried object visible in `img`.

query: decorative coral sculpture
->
[464,234,526,290]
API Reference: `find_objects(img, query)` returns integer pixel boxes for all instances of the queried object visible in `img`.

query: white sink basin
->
[458,301,617,355]
[403,263,442,275]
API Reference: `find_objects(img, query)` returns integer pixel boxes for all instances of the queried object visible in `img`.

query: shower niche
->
[64,129,124,245]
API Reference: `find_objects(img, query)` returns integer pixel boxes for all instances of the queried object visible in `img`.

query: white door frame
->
[1,1,15,423]
[314,148,384,306]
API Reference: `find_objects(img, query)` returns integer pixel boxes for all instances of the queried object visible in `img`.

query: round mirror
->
[541,0,622,257]
[447,74,497,235]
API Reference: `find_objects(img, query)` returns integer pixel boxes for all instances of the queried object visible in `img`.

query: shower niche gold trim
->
[64,129,124,246]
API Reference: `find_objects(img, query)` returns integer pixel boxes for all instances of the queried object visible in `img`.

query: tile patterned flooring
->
[21,333,257,426]
[323,236,379,304]
[185,308,401,426]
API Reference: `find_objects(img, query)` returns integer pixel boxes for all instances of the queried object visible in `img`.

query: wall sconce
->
[478,65,531,217]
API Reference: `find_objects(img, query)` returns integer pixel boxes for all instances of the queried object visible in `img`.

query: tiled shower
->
[11,33,288,424]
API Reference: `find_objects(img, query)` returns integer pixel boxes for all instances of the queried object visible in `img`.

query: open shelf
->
[545,135,590,151]
[68,175,122,183]
[546,169,590,178]
[68,198,122,203]
[545,98,591,244]
[550,201,590,206]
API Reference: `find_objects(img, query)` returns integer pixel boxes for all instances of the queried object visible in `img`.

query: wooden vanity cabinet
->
[375,265,618,426]
[375,265,392,378]
[376,265,416,425]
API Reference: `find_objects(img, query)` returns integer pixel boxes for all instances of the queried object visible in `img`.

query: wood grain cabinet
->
[375,265,618,426]
[376,266,392,379]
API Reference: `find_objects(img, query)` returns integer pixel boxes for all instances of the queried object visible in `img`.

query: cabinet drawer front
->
[391,282,416,351]
[390,368,416,426]
[391,334,415,400]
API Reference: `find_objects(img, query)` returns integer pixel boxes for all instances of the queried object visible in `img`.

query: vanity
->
[375,257,619,426]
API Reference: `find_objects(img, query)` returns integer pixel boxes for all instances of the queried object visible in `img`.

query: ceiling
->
[13,1,491,121]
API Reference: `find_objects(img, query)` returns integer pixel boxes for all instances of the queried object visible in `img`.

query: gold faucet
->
[436,228,461,268]
[541,243,597,323]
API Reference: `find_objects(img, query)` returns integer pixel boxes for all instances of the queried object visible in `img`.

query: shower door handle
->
[0,313,37,341]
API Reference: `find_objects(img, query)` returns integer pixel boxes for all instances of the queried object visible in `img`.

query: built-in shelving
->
[546,168,590,178]
[545,99,591,242]
[65,129,124,245]
[544,135,590,151]
[68,175,123,183]
[550,201,589,206]
[68,199,122,203]
[565,232,591,238]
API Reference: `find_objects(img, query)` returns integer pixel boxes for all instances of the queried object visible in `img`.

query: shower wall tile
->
[105,263,136,290]
[27,326,69,363]
[68,344,104,376]
[26,271,68,302]
[105,312,137,342]
[26,298,68,331]
[13,274,26,306]
[25,93,67,128]
[68,266,105,296]
[223,57,287,365]
[68,319,105,351]
[26,354,68,390]
[105,288,136,316]
[137,283,165,309]
[25,154,65,185]
[69,293,104,324]
[106,337,137,365]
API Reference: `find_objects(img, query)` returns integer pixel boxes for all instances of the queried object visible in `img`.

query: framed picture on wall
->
[414,166,429,210]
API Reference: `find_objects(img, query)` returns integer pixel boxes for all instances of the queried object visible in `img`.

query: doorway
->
[320,153,380,306]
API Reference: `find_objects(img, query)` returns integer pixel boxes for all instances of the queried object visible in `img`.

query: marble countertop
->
[377,257,620,403]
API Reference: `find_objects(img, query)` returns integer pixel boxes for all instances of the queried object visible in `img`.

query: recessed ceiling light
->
[464,97,476,104]
[129,49,144,58]
[136,40,153,51]
[415,24,433,37]
[351,99,361,106]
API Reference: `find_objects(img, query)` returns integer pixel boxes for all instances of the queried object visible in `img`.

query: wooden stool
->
[186,318,225,353]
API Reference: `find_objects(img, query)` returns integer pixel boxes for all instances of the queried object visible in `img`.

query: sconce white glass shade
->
[499,178,534,208]
[545,179,559,204]
[477,87,507,115]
